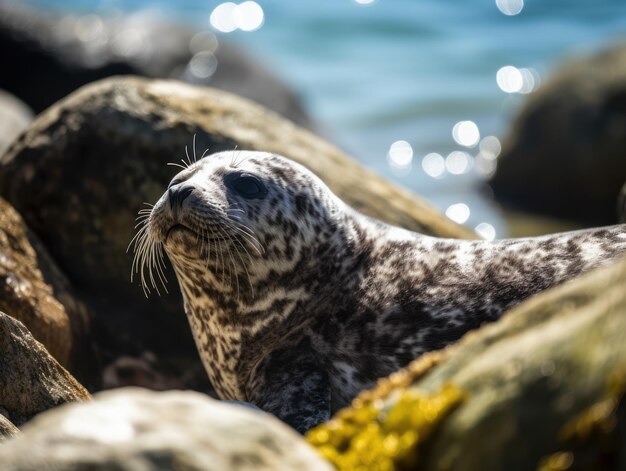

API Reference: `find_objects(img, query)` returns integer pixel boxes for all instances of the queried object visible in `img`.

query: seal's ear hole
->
[225,173,268,199]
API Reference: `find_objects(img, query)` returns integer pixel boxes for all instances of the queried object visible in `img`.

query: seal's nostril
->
[168,184,194,211]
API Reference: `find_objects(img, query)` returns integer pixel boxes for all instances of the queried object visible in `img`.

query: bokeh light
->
[233,1,264,32]
[496,66,538,94]
[478,136,501,160]
[475,222,497,240]
[496,0,524,16]
[210,2,237,33]
[445,151,472,175]
[421,153,445,178]
[445,203,471,224]
[188,51,218,79]
[387,140,413,168]
[452,120,480,148]
[210,2,264,33]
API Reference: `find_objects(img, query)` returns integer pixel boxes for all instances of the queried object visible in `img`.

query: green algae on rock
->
[307,384,464,471]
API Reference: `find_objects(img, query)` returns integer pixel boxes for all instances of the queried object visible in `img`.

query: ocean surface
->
[24,0,626,236]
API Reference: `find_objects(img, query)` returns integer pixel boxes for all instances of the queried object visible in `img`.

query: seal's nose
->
[168,184,194,212]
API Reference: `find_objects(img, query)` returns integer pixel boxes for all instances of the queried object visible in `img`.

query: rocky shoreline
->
[0,5,625,470]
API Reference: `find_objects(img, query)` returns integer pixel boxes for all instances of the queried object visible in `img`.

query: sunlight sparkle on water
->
[188,51,218,78]
[421,153,445,178]
[452,120,480,148]
[497,66,537,94]
[210,2,264,33]
[234,1,265,31]
[446,151,472,175]
[475,222,497,240]
[478,135,501,160]
[496,0,524,16]
[387,140,413,168]
[353,0,377,5]
[446,203,470,225]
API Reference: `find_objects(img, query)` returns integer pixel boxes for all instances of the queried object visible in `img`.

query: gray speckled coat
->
[137,150,626,433]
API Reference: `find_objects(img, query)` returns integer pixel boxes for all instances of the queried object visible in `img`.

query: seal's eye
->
[225,173,267,199]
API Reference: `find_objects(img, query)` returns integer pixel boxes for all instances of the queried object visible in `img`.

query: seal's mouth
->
[166,224,196,241]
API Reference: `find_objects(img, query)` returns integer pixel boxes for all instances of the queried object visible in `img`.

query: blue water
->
[24,0,626,235]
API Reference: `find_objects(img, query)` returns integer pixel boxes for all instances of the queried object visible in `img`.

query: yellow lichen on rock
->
[307,384,464,471]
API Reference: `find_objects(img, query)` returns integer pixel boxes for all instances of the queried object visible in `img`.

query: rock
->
[0,414,18,442]
[0,90,32,157]
[0,388,332,471]
[0,311,90,426]
[308,255,626,471]
[0,1,313,128]
[490,43,626,225]
[0,197,93,376]
[0,76,475,393]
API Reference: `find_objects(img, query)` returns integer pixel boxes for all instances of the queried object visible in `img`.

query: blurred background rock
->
[1,0,626,238]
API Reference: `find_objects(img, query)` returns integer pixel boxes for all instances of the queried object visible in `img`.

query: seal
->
[133,150,626,433]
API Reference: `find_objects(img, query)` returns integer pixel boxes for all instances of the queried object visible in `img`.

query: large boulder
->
[308,254,626,471]
[490,44,626,226]
[0,1,312,128]
[0,197,93,376]
[0,388,332,471]
[0,311,90,427]
[0,76,475,392]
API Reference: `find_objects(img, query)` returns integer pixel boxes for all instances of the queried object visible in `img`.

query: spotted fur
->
[134,150,626,433]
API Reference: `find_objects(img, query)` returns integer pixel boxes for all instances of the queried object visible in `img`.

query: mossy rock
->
[308,255,626,471]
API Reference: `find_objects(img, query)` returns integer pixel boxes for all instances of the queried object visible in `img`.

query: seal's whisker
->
[127,223,148,253]
[224,222,263,256]
[230,235,255,294]
[223,219,264,256]
[185,145,193,168]
[134,219,149,229]
[217,225,239,301]
[226,219,264,255]
[200,147,211,160]
[180,159,189,168]
[192,134,198,163]
[142,202,155,208]
[167,162,187,170]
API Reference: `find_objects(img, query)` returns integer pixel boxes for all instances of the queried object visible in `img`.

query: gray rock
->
[0,90,32,158]
[309,254,626,471]
[0,197,94,379]
[0,413,18,443]
[0,311,91,426]
[0,1,313,128]
[0,76,475,394]
[0,388,332,471]
[490,43,626,225]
